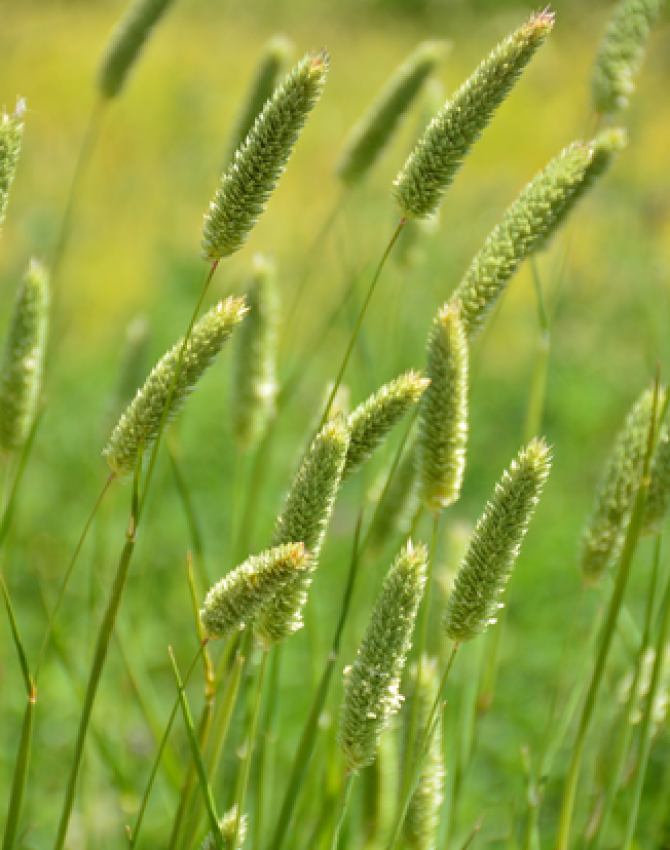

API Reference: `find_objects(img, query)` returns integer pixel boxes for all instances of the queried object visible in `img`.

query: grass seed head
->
[0,100,25,234]
[199,806,248,850]
[642,424,670,536]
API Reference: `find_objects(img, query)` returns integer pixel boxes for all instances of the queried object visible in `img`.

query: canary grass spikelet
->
[103,297,247,477]
[231,255,279,451]
[392,10,554,220]
[401,658,445,850]
[0,100,25,233]
[580,387,657,585]
[642,426,670,536]
[335,40,449,186]
[338,540,427,772]
[254,417,349,648]
[202,51,329,261]
[200,543,310,641]
[98,0,176,100]
[343,370,429,481]
[592,0,664,116]
[0,260,49,454]
[452,132,626,339]
[417,304,468,514]
[443,438,551,642]
[226,36,293,166]
[199,806,248,850]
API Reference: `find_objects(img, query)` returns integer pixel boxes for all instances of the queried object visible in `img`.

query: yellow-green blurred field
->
[2,1,670,847]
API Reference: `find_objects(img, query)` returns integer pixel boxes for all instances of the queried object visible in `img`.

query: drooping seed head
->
[0,100,25,234]
[392,10,554,220]
[338,540,427,772]
[0,259,49,454]
[202,51,329,262]
[580,386,658,585]
[343,370,429,481]
[443,438,552,642]
[200,543,311,641]
[103,296,247,477]
[416,304,468,514]
[335,40,449,186]
[98,0,177,100]
[199,806,248,850]
[592,0,664,117]
[642,424,670,536]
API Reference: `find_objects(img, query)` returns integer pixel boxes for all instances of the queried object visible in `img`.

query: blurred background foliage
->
[1,0,670,847]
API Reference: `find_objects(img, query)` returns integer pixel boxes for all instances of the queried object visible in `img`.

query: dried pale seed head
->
[103,296,247,478]
[642,425,670,536]
[401,657,446,850]
[225,36,294,167]
[254,416,350,648]
[580,386,658,585]
[367,438,421,554]
[338,540,427,772]
[336,40,449,186]
[199,806,248,850]
[443,438,552,642]
[0,100,25,234]
[0,259,49,454]
[392,10,554,220]
[200,543,311,641]
[231,255,279,451]
[592,0,664,116]
[343,370,429,481]
[416,304,468,514]
[202,51,329,262]
[452,131,626,340]
[98,0,176,100]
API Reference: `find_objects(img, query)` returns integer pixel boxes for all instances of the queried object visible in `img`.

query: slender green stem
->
[523,258,551,444]
[234,421,277,567]
[169,440,208,587]
[329,772,355,850]
[0,408,44,552]
[1,686,35,850]
[0,573,32,695]
[252,646,280,850]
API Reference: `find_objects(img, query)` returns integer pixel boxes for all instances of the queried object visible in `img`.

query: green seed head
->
[592,0,664,116]
[336,40,449,186]
[443,438,552,642]
[580,386,657,585]
[103,296,247,477]
[416,304,468,514]
[0,100,25,234]
[199,806,247,850]
[200,543,311,641]
[0,259,49,454]
[392,10,554,220]
[344,370,429,481]
[98,0,176,100]
[202,51,329,261]
[642,425,670,536]
[338,540,427,772]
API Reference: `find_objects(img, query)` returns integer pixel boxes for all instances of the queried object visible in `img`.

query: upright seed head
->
[443,438,552,642]
[231,255,279,451]
[202,51,329,262]
[642,424,670,536]
[0,260,49,454]
[580,386,658,585]
[416,304,468,514]
[199,806,248,850]
[335,40,449,186]
[103,297,247,478]
[0,100,25,234]
[98,0,176,100]
[592,0,664,116]
[254,417,350,648]
[392,10,554,220]
[343,370,429,481]
[338,540,427,773]
[452,131,626,340]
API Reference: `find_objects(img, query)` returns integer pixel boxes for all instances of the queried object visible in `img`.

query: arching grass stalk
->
[556,374,662,850]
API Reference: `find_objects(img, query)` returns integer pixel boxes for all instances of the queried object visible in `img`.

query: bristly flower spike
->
[254,417,349,649]
[443,438,551,642]
[335,40,449,186]
[417,304,468,514]
[642,423,670,536]
[200,543,311,641]
[231,255,279,451]
[103,296,247,477]
[581,386,658,584]
[0,99,25,234]
[338,540,427,773]
[200,806,248,850]
[0,260,49,455]
[98,0,177,100]
[452,130,626,339]
[392,9,554,220]
[202,51,329,262]
[343,370,429,481]
[592,0,664,117]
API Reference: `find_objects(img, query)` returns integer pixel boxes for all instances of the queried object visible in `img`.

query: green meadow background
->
[1,0,670,847]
